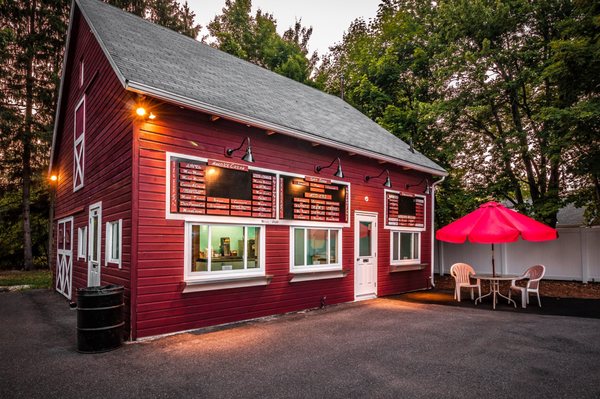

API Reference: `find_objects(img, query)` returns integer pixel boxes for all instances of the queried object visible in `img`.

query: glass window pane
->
[294,228,305,266]
[413,233,419,259]
[91,215,98,262]
[307,229,327,265]
[191,225,208,272]
[111,222,120,259]
[211,225,244,271]
[82,228,87,257]
[400,233,414,260]
[329,230,338,264]
[247,227,259,269]
[359,221,372,257]
[392,232,399,261]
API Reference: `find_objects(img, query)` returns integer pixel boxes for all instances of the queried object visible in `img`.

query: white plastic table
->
[475,274,522,310]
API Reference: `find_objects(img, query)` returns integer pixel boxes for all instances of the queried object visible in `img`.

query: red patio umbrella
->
[436,201,558,276]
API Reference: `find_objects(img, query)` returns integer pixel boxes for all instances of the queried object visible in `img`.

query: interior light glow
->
[148,112,156,120]
[136,107,146,117]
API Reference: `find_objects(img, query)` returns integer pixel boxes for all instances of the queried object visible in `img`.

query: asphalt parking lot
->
[1,289,599,399]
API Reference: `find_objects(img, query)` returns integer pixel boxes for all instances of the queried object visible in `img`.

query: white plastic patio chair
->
[508,264,546,308]
[450,263,481,302]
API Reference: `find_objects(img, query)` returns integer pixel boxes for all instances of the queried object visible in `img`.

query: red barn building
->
[50,0,447,340]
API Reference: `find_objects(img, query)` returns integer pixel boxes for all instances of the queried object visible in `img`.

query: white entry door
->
[354,212,378,300]
[56,217,73,299]
[88,202,102,287]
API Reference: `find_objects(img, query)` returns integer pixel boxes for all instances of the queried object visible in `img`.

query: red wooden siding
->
[52,11,134,336]
[134,102,434,338]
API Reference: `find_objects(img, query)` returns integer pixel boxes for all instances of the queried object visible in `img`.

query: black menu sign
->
[280,174,348,223]
[170,157,276,219]
[386,192,425,228]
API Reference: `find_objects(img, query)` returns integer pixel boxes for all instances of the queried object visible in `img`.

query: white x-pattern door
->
[73,97,85,191]
[56,217,73,299]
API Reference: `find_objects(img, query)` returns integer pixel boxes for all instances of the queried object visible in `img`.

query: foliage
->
[207,0,317,83]
[1,0,71,269]
[317,0,600,226]
[106,0,201,38]
[0,269,52,289]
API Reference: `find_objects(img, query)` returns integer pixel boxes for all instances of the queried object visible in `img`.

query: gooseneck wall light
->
[225,137,254,163]
[365,169,392,188]
[315,157,344,178]
[406,178,431,194]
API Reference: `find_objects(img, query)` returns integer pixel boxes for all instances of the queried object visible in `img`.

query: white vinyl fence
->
[435,227,600,283]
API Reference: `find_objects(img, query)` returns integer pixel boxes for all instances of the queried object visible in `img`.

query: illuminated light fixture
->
[226,137,254,163]
[148,112,156,120]
[135,107,146,117]
[406,178,431,194]
[49,175,58,182]
[315,157,344,178]
[365,169,392,188]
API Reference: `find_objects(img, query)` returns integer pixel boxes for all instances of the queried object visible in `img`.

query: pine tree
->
[0,0,70,269]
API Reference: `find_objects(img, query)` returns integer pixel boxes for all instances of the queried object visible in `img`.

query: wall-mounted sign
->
[170,156,276,219]
[386,191,425,228]
[280,174,348,223]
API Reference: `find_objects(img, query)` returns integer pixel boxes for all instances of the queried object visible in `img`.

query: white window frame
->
[77,226,87,260]
[184,222,265,282]
[105,219,122,268]
[290,227,342,273]
[73,96,85,192]
[79,59,84,87]
[390,230,421,265]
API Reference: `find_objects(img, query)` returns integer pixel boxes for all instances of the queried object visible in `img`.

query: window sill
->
[390,263,429,273]
[183,275,273,293]
[289,269,349,283]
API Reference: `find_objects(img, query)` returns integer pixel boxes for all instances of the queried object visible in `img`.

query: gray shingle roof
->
[76,0,445,174]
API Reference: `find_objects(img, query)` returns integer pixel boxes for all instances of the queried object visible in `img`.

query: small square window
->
[105,220,122,267]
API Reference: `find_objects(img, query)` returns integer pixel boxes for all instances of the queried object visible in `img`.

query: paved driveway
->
[1,290,599,399]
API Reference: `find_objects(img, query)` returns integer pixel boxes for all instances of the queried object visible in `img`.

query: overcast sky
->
[186,0,381,57]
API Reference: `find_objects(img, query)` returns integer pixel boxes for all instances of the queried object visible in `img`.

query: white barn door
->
[56,217,74,299]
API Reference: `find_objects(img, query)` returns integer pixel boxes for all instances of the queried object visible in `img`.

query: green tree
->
[106,0,202,38]
[1,0,70,269]
[207,0,317,83]
[318,0,600,226]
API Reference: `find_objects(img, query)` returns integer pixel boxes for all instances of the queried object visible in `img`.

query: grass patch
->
[0,269,52,289]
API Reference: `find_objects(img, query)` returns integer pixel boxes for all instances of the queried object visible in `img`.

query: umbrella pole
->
[491,243,496,276]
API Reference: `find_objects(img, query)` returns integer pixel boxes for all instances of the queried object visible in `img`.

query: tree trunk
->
[22,0,36,270]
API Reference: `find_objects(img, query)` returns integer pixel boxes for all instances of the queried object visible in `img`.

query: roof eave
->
[125,79,448,177]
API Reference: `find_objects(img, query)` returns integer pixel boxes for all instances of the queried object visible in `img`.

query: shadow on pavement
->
[392,289,600,319]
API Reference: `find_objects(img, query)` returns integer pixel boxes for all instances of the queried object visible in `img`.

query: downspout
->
[430,176,446,288]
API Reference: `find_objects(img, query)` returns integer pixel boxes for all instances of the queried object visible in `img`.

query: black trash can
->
[77,284,124,353]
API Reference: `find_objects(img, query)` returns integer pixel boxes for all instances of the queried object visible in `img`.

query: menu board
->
[386,192,425,228]
[280,174,348,223]
[170,157,276,219]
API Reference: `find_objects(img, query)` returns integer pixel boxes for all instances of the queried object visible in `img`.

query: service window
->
[291,227,341,272]
[390,231,420,265]
[186,223,264,280]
